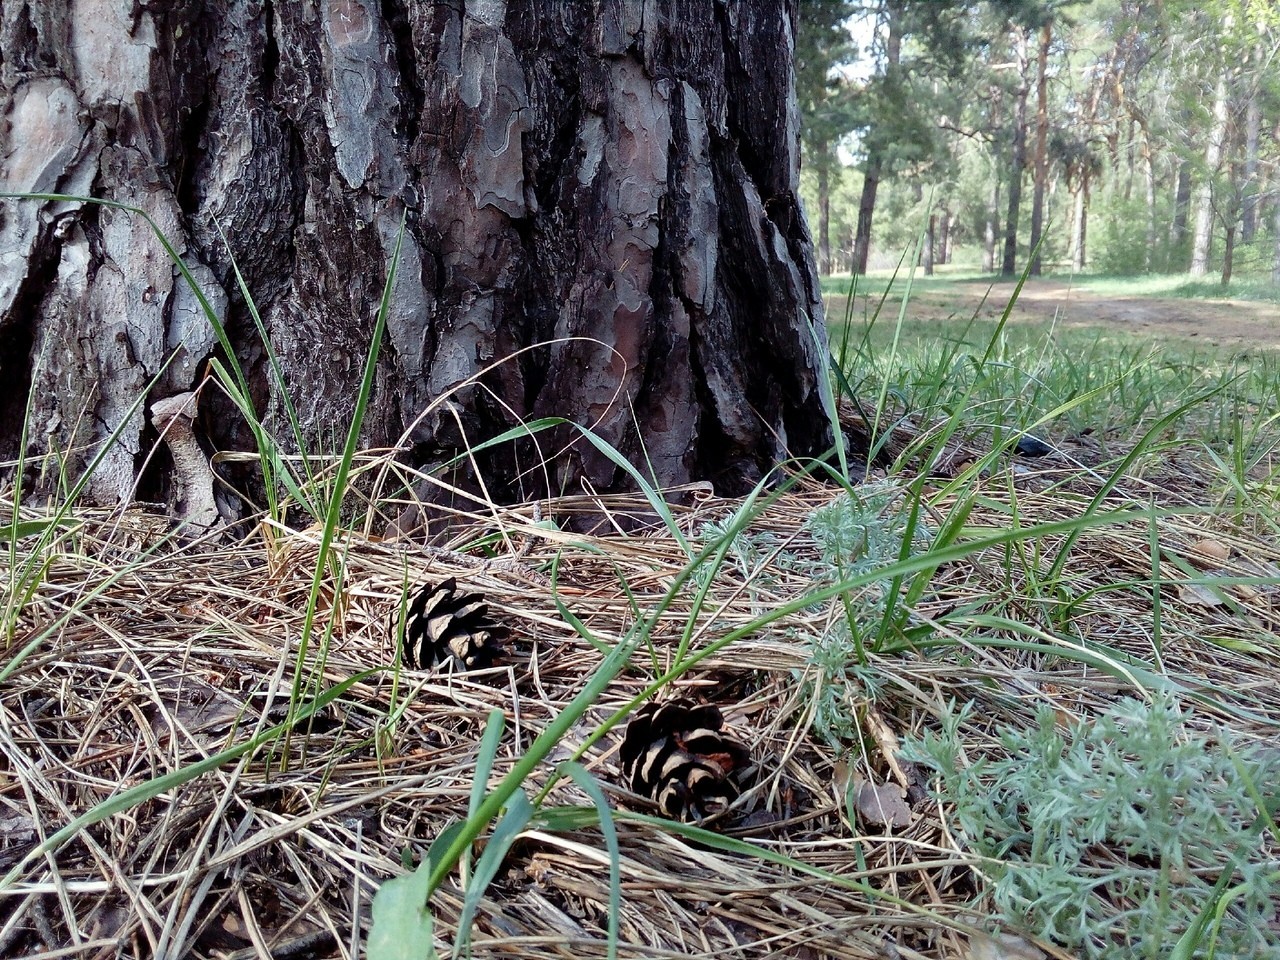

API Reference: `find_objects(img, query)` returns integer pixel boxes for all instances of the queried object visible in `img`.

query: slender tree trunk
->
[852,156,881,275]
[1170,159,1192,251]
[0,0,831,506]
[1028,21,1051,276]
[1221,224,1235,285]
[1273,198,1280,284]
[1242,84,1260,242]
[984,164,1001,273]
[1066,184,1079,266]
[982,80,1003,274]
[923,215,935,275]
[1139,122,1157,271]
[1072,176,1090,271]
[816,152,832,275]
[1190,75,1229,277]
[851,0,901,276]
[1001,28,1029,278]
[939,204,952,265]
[1123,118,1136,202]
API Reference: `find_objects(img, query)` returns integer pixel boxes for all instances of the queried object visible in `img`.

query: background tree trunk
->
[1241,75,1260,243]
[851,0,901,276]
[939,204,952,265]
[1028,21,1051,277]
[1140,122,1157,270]
[982,82,1003,274]
[816,150,833,275]
[1071,176,1090,271]
[1001,27,1029,278]
[851,154,882,275]
[0,0,831,512]
[922,214,935,275]
[1170,158,1192,251]
[1190,74,1229,277]
[1273,199,1280,284]
[1221,223,1235,286]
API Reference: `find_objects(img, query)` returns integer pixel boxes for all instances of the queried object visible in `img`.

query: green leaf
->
[470,710,506,819]
[368,820,468,960]
[368,865,436,960]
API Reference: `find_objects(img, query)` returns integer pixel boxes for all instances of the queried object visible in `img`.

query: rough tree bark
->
[0,0,831,515]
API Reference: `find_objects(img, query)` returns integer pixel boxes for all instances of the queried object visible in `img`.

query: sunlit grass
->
[819,265,1280,303]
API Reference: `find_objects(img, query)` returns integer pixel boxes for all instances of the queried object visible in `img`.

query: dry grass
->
[1,443,1278,959]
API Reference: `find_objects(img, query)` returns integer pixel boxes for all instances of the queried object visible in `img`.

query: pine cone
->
[619,699,753,823]
[398,577,503,670]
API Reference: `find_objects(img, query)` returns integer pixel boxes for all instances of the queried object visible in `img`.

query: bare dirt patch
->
[845,278,1280,351]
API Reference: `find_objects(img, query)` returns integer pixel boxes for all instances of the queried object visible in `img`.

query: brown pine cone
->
[397,577,503,670]
[619,699,753,823]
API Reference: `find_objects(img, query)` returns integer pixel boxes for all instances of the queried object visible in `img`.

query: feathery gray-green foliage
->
[904,696,1280,959]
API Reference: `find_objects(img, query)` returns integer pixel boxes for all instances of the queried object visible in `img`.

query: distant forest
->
[796,0,1280,283]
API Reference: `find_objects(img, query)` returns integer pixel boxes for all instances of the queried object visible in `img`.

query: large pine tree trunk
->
[0,1,831,513]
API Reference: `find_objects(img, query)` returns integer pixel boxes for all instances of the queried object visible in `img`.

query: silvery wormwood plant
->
[903,695,1280,959]
[801,484,935,744]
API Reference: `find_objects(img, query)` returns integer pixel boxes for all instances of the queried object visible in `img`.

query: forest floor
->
[5,291,1280,959]
[834,276,1280,350]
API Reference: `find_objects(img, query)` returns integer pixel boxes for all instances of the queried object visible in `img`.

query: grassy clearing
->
[820,268,1280,304]
[1,219,1278,958]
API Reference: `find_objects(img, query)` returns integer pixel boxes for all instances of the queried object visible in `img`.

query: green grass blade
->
[368,824,470,960]
[452,790,534,959]
[287,209,407,741]
[469,710,506,819]
[567,424,690,556]
[0,518,79,543]
[556,763,622,960]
